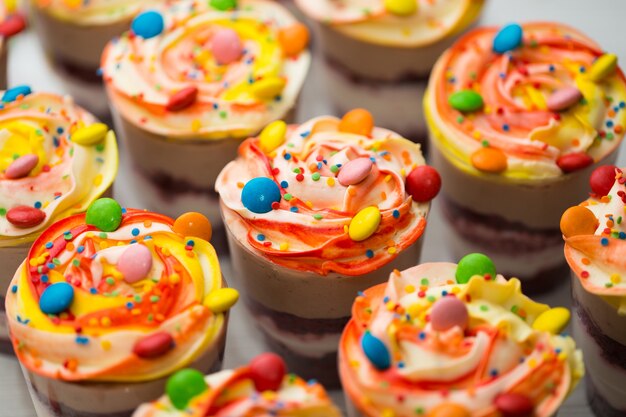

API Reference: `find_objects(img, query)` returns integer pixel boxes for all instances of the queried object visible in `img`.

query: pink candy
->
[5,154,39,179]
[494,393,534,416]
[338,157,373,186]
[547,87,582,112]
[430,296,469,332]
[211,28,243,65]
[118,244,153,283]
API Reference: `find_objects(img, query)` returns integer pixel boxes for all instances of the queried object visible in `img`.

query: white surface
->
[2,0,626,416]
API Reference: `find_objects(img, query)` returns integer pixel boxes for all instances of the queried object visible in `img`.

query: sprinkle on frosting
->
[340,260,583,417]
[426,22,626,180]
[216,111,438,275]
[101,0,310,140]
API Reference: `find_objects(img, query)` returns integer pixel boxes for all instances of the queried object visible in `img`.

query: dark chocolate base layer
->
[0,294,13,355]
[52,56,101,85]
[586,375,626,417]
[324,54,431,85]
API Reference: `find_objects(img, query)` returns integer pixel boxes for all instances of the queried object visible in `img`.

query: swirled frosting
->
[33,0,158,25]
[340,262,583,417]
[216,115,432,275]
[5,208,230,382]
[0,91,117,247]
[426,22,626,181]
[101,0,310,140]
[295,0,483,47]
[133,365,341,417]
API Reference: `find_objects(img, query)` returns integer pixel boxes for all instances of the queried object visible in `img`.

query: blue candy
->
[493,23,523,54]
[131,11,165,39]
[2,85,32,103]
[241,177,281,214]
[39,282,74,315]
[361,331,391,370]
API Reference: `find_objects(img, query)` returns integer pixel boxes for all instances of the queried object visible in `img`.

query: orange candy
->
[560,206,598,237]
[279,23,309,57]
[427,403,471,417]
[339,109,374,136]
[470,147,507,173]
[173,212,212,242]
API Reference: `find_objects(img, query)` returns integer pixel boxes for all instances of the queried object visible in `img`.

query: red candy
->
[556,152,593,173]
[0,14,26,38]
[166,86,198,112]
[590,165,618,196]
[494,393,534,417]
[430,296,469,332]
[405,166,441,202]
[133,331,174,359]
[249,353,286,392]
[7,206,45,228]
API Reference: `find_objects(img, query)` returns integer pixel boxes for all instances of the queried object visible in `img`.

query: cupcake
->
[102,0,311,224]
[425,22,626,291]
[562,165,626,416]
[5,198,236,417]
[0,3,26,89]
[0,87,118,354]
[216,109,440,385]
[295,0,484,143]
[133,353,342,417]
[340,256,584,417]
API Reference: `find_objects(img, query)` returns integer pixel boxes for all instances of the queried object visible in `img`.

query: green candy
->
[456,253,496,284]
[209,0,237,10]
[448,90,484,113]
[166,369,208,410]
[85,198,123,232]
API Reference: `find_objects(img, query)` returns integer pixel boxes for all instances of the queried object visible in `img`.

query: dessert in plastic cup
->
[561,165,626,416]
[425,22,626,291]
[0,87,118,354]
[339,254,584,417]
[216,109,440,386]
[102,0,311,225]
[0,2,26,89]
[133,353,342,417]
[5,198,237,417]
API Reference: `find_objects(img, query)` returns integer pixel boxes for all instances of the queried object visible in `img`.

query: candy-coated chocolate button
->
[546,87,582,112]
[131,10,164,39]
[133,332,174,359]
[338,109,374,136]
[5,154,38,179]
[532,307,570,334]
[166,86,198,112]
[86,198,123,232]
[590,165,617,196]
[405,166,441,202]
[166,369,208,410]
[39,282,74,315]
[448,90,484,113]
[493,23,523,54]
[241,177,281,214]
[0,14,26,38]
[349,206,381,242]
[118,244,153,284]
[7,206,45,228]
[204,288,239,313]
[427,403,471,417]
[560,206,598,238]
[384,0,417,16]
[338,157,373,186]
[471,147,507,173]
[588,53,618,82]
[279,23,309,57]
[211,28,243,65]
[259,120,287,154]
[361,331,391,370]
[210,0,237,10]
[249,353,286,392]
[250,77,286,100]
[556,152,593,173]
[71,123,108,146]
[430,297,469,332]
[456,253,496,284]
[173,212,213,241]
[2,85,31,103]
[494,393,534,417]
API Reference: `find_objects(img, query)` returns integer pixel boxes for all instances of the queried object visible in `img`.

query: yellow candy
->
[532,307,571,334]
[588,53,618,82]
[71,123,108,146]
[251,77,286,100]
[204,288,239,314]
[384,0,417,16]
[349,206,381,242]
[259,120,287,154]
